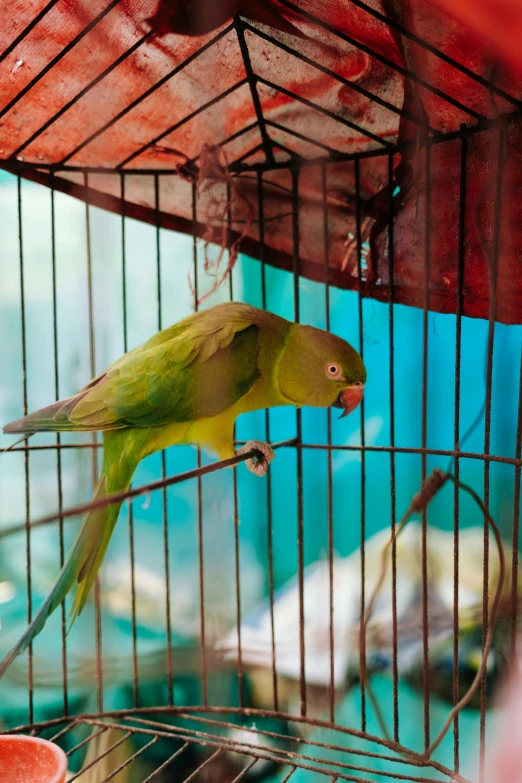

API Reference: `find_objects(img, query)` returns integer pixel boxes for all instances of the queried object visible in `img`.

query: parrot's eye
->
[325,362,342,379]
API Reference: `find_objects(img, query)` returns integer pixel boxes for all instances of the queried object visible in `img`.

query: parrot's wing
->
[5,314,262,433]
[81,319,261,427]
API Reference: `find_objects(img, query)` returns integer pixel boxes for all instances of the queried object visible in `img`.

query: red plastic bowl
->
[0,735,67,783]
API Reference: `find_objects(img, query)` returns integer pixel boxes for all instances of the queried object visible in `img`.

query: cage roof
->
[2,0,522,322]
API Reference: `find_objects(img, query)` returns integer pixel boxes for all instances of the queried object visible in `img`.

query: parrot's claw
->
[239,440,275,477]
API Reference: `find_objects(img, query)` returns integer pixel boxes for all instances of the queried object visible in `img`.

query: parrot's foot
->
[238,440,275,477]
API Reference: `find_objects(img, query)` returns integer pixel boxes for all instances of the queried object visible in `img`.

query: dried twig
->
[189,144,254,306]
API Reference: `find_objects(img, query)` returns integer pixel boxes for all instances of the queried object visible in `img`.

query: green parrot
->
[0,302,365,675]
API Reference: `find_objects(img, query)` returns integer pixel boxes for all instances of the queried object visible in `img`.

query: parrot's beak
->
[333,383,364,418]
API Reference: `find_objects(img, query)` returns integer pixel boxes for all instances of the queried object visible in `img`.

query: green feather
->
[0,430,138,677]
[4,304,265,433]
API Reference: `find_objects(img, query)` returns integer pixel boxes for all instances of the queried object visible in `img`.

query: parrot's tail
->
[0,431,139,679]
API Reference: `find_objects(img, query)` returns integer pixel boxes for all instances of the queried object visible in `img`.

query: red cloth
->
[2,0,521,321]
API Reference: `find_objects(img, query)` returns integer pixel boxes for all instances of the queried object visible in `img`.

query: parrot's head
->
[277,324,366,416]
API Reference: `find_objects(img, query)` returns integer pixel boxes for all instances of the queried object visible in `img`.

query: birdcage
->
[0,1,521,782]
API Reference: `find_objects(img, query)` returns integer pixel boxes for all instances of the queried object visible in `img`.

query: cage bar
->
[0,3,520,781]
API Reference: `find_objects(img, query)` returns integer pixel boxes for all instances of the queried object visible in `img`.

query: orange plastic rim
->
[0,735,67,783]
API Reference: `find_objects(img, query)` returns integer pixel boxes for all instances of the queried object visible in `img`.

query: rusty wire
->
[0,3,521,778]
[0,439,297,540]
[360,468,507,760]
[7,708,468,783]
[0,160,518,777]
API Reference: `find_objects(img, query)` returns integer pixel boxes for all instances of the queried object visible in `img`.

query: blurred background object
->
[220,524,519,717]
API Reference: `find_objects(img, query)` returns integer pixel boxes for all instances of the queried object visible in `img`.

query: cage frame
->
[0,1,521,781]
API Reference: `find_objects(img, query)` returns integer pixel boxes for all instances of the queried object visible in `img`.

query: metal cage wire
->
[0,1,520,782]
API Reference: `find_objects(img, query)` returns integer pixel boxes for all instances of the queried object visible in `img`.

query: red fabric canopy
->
[2,0,522,321]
